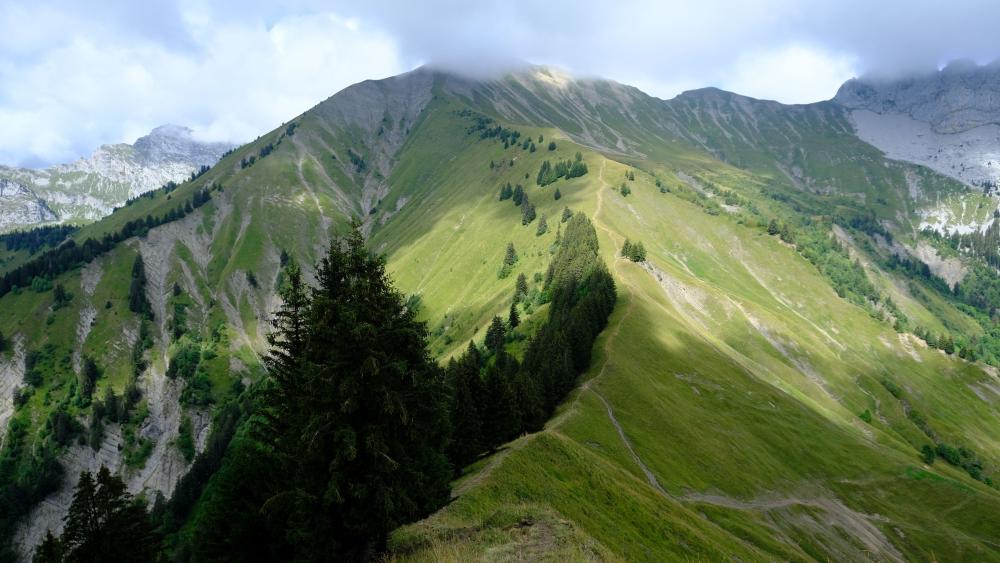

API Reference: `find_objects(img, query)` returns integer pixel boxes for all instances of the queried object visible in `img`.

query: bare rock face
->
[14,207,221,558]
[835,60,1000,134]
[0,336,26,442]
[834,61,1000,188]
[0,179,58,230]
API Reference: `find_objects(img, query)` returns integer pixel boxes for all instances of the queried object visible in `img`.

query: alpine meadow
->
[2,26,1000,562]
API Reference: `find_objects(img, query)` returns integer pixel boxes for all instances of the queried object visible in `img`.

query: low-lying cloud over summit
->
[2,0,999,166]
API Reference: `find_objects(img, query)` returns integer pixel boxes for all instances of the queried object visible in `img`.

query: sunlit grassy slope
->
[379,101,1000,560]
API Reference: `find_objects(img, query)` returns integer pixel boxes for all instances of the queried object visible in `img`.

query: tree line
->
[240,123,297,170]
[458,109,523,147]
[0,184,217,299]
[0,225,78,255]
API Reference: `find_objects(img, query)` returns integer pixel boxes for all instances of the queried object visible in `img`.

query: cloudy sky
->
[2,0,999,167]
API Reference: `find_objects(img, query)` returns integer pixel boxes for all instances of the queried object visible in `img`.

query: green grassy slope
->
[385,133,1000,560]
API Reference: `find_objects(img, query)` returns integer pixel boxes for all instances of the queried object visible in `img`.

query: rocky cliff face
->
[834,61,1000,189]
[835,60,1000,134]
[0,126,234,232]
[0,180,57,231]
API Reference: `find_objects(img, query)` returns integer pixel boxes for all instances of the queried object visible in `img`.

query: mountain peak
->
[141,124,195,142]
[418,57,538,82]
[941,58,981,75]
[131,124,233,167]
[514,65,574,86]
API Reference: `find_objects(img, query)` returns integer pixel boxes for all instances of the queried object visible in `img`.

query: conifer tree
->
[536,214,548,236]
[101,385,118,424]
[779,222,794,243]
[561,207,573,223]
[554,187,561,200]
[128,255,152,318]
[482,359,521,447]
[33,531,63,563]
[521,198,536,225]
[57,467,160,562]
[486,316,506,353]
[78,357,100,405]
[634,242,646,262]
[767,219,780,236]
[504,243,518,266]
[88,410,103,451]
[258,223,452,560]
[53,284,71,309]
[942,335,955,355]
[512,184,525,206]
[263,261,311,408]
[509,302,520,329]
[536,160,553,186]
[515,273,529,303]
[622,240,646,263]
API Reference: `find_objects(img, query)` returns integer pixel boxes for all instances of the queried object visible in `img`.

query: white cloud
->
[0,9,405,166]
[720,44,858,103]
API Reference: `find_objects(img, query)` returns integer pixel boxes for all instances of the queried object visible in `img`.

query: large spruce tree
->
[260,223,452,560]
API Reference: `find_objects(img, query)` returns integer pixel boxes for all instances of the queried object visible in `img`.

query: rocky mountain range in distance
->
[0,125,235,232]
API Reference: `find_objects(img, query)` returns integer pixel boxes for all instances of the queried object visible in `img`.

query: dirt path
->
[592,389,667,495]
[593,160,621,247]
